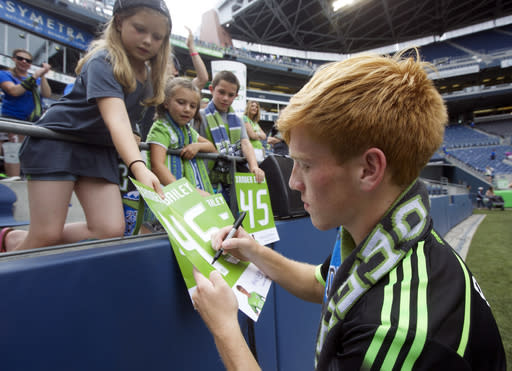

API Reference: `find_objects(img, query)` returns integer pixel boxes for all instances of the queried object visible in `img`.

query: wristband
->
[190,52,199,56]
[128,159,146,173]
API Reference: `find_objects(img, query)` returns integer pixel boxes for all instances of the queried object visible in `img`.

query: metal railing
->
[0,118,248,211]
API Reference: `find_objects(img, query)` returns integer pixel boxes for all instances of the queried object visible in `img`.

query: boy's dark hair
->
[212,70,240,92]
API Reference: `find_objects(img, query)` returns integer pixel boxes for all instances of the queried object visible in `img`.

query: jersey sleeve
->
[82,54,124,103]
[0,70,12,84]
[316,254,331,286]
[146,120,172,149]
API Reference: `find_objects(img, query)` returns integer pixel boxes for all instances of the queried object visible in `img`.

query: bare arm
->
[150,143,176,186]
[244,121,266,141]
[192,226,324,370]
[267,136,281,145]
[97,97,163,197]
[212,226,324,303]
[241,138,265,183]
[186,27,208,90]
[0,79,26,96]
[0,64,52,97]
[37,64,52,98]
[192,269,261,371]
[258,130,267,141]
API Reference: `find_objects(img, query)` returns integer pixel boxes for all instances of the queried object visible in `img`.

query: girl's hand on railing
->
[180,143,200,160]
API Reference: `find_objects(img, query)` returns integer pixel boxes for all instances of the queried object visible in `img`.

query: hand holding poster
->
[131,178,272,321]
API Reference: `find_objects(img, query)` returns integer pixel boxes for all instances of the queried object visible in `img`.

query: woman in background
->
[243,100,266,162]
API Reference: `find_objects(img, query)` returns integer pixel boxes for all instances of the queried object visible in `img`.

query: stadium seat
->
[0,184,28,227]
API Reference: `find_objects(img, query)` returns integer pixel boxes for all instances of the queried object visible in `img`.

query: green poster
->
[234,173,280,245]
[132,178,272,321]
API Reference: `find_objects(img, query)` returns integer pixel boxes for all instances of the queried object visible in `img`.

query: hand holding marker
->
[211,211,247,264]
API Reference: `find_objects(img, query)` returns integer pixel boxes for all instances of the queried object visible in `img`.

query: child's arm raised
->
[97,97,164,197]
[186,27,209,90]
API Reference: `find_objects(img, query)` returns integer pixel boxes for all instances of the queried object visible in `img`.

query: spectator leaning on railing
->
[0,0,171,253]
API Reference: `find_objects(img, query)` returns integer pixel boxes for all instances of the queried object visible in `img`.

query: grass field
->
[465,209,512,368]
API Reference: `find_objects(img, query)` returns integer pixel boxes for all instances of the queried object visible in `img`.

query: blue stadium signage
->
[0,0,93,50]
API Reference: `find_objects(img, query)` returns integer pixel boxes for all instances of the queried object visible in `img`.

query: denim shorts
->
[25,172,78,181]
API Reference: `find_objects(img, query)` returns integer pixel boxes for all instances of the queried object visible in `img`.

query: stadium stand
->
[419,26,512,73]
[443,125,500,148]
[446,145,512,174]
[449,28,512,56]
[475,120,512,137]
[420,42,470,63]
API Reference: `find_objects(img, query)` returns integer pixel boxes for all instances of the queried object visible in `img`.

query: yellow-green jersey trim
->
[453,251,471,357]
[402,241,428,370]
[315,264,326,287]
[363,242,428,370]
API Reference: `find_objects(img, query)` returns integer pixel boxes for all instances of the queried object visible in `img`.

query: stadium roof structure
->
[217,0,512,54]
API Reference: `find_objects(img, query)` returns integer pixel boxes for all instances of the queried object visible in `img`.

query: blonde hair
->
[155,77,200,118]
[244,100,261,122]
[277,49,448,187]
[75,6,171,106]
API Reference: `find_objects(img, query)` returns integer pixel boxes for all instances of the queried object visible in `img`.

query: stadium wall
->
[0,195,472,370]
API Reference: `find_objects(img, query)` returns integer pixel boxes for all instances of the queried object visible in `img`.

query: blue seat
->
[0,184,29,227]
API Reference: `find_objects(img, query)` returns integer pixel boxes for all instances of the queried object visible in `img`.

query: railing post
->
[229,158,238,214]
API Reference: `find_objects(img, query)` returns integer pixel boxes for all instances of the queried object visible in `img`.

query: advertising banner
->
[0,0,93,50]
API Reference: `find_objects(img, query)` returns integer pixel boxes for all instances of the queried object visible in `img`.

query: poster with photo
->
[132,178,272,321]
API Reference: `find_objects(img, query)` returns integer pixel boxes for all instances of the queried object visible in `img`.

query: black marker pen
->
[211,211,247,264]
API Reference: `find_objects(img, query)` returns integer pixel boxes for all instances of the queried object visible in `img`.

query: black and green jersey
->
[316,180,506,370]
[247,292,265,315]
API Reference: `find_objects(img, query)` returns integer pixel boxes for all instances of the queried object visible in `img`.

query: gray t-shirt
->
[20,49,152,184]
